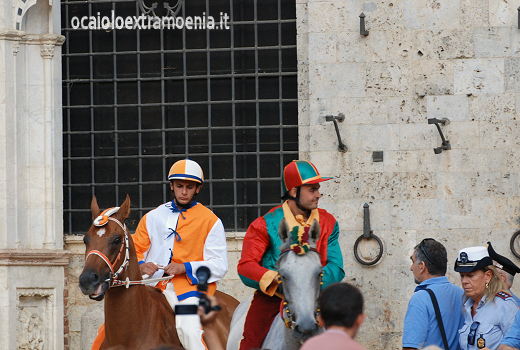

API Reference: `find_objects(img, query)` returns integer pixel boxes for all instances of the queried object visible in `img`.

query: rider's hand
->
[268,275,280,290]
[140,262,159,276]
[198,295,221,327]
[199,295,224,350]
[164,262,186,276]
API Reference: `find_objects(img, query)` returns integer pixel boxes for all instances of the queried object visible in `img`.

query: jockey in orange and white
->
[90,159,228,350]
[135,159,228,350]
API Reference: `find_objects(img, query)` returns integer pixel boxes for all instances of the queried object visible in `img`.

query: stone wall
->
[297,0,520,348]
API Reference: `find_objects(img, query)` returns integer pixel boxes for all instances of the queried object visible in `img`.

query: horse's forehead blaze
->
[96,228,106,237]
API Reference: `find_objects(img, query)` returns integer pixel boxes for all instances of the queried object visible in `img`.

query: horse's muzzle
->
[294,322,320,342]
[79,269,109,301]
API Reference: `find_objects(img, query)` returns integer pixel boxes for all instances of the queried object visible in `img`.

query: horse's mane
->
[280,224,314,254]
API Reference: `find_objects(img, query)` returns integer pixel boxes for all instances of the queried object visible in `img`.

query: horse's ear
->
[308,219,320,248]
[91,196,101,219]
[117,194,131,220]
[278,218,290,243]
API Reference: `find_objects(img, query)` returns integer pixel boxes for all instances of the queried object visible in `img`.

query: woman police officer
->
[455,246,519,350]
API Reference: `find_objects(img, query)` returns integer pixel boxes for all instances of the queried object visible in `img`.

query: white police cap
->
[454,246,493,273]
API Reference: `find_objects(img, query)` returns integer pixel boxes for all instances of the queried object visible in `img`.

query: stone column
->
[0,1,70,349]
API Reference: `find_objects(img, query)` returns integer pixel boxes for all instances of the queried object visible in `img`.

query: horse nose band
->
[86,211,177,289]
[85,214,131,286]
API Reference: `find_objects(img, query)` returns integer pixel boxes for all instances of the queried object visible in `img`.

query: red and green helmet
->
[282,160,332,194]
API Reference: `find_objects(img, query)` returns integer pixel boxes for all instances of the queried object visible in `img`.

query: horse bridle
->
[278,247,323,329]
[85,209,131,288]
[85,208,176,289]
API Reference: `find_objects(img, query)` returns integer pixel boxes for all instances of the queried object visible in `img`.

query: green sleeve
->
[321,221,345,289]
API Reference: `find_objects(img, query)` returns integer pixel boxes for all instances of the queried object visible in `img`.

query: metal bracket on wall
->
[518,6,520,29]
[428,118,451,154]
[359,13,369,36]
[325,113,348,152]
[354,203,384,266]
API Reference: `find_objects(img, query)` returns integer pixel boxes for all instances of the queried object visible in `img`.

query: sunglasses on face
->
[468,321,480,345]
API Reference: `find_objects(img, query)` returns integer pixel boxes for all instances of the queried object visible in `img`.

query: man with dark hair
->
[403,238,464,350]
[300,283,367,350]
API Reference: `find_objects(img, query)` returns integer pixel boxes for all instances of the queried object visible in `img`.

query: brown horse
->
[79,195,238,350]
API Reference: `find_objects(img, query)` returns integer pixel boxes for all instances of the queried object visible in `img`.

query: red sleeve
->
[237,216,271,285]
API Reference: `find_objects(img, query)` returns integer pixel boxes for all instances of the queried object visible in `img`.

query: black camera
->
[174,266,221,315]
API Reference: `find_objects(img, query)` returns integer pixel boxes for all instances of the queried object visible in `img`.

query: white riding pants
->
[175,296,206,350]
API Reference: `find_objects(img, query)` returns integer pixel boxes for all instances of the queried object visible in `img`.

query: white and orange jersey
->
[133,201,228,300]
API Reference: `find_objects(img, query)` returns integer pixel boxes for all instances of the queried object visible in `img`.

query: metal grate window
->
[61,0,298,234]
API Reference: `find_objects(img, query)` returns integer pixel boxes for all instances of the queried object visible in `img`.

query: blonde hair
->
[484,265,508,302]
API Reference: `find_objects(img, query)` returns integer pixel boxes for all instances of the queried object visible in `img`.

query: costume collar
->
[168,201,197,219]
[282,201,319,228]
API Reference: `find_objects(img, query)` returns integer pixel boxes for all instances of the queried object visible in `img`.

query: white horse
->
[227,218,324,350]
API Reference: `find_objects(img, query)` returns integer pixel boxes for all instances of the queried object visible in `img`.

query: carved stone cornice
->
[0,29,25,55]
[0,249,73,266]
[39,34,66,58]
[0,29,25,41]
[20,33,65,43]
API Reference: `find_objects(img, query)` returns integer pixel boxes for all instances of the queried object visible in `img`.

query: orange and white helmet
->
[168,159,204,184]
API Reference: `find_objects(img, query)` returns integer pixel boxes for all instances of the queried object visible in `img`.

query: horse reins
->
[85,208,174,289]
[278,247,323,329]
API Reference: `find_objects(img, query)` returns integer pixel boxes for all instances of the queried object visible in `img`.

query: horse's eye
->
[83,235,90,245]
[112,237,122,245]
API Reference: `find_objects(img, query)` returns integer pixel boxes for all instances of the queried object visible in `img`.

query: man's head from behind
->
[318,283,365,335]
[411,238,447,284]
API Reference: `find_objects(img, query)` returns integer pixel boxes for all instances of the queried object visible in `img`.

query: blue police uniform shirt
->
[501,310,520,348]
[459,293,518,350]
[403,276,465,350]
[510,290,520,306]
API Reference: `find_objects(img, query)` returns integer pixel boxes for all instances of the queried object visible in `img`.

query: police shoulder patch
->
[496,291,512,300]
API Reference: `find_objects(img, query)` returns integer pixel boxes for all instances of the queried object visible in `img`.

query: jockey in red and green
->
[236,160,345,350]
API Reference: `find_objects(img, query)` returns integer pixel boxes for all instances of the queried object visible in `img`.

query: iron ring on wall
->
[353,233,383,266]
[510,230,520,259]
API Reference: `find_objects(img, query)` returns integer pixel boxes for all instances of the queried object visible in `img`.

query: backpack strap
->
[425,288,450,350]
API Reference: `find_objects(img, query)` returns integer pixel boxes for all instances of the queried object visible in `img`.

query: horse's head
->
[79,195,131,301]
[277,218,323,342]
